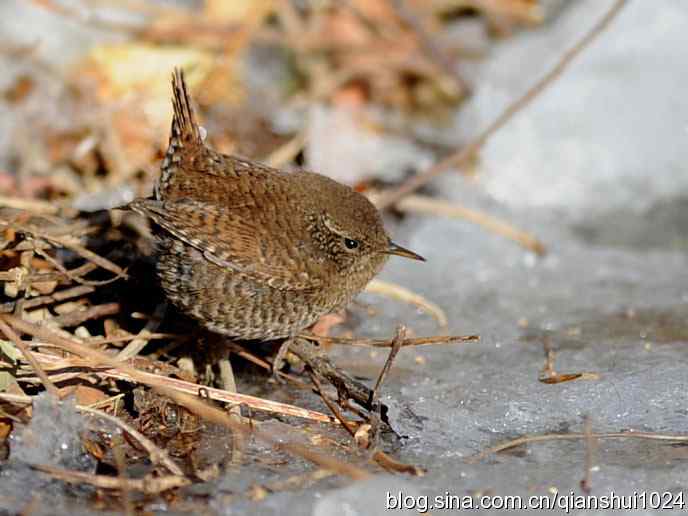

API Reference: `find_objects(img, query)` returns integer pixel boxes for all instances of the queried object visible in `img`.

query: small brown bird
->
[131,69,424,341]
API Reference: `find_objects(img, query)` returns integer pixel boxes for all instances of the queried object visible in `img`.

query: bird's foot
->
[271,338,292,383]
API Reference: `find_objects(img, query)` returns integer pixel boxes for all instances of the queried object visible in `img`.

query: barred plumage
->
[131,68,424,341]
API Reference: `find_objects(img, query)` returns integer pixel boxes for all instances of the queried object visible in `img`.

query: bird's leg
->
[217,355,237,393]
[288,338,390,425]
[217,350,244,464]
[272,338,293,382]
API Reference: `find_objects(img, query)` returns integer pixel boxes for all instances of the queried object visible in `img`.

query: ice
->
[10,393,96,471]
[0,394,98,515]
[306,104,434,185]
[448,0,688,215]
[313,476,423,516]
[305,1,688,511]
[211,476,424,516]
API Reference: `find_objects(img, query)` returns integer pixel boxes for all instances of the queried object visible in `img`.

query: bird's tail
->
[170,68,201,147]
[157,68,203,199]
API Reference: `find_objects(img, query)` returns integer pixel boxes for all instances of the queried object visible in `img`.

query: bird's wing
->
[130,198,320,290]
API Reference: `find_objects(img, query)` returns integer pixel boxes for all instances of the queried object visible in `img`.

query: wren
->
[130,69,424,341]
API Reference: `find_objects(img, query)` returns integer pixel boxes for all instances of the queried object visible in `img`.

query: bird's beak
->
[385,241,425,261]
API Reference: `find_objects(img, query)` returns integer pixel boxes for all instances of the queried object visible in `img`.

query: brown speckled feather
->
[130,197,322,290]
[130,68,422,340]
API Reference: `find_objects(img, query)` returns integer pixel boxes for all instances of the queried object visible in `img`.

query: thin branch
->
[289,337,379,415]
[116,303,166,360]
[370,326,405,405]
[377,0,629,209]
[104,367,335,424]
[44,234,128,280]
[302,333,479,348]
[0,392,32,404]
[158,387,371,480]
[77,405,183,476]
[1,314,337,424]
[49,302,120,328]
[87,332,179,346]
[226,343,310,388]
[0,285,95,314]
[32,464,189,494]
[372,450,425,476]
[111,434,134,516]
[308,370,358,438]
[258,468,335,493]
[306,333,426,476]
[0,195,59,214]
[33,247,121,287]
[264,130,307,169]
[0,219,128,281]
[365,279,448,327]
[387,0,469,98]
[468,430,688,463]
[0,318,59,397]
[383,194,546,256]
[538,337,600,384]
[580,415,596,494]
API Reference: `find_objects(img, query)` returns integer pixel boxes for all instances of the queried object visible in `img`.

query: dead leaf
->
[74,384,108,406]
[310,312,346,337]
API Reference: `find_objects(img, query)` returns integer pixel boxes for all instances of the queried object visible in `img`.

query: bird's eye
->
[343,238,360,250]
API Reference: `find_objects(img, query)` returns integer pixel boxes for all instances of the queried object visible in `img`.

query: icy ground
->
[236,1,688,514]
[1,1,687,515]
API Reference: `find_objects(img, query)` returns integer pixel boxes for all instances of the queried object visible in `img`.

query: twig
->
[306,334,427,476]
[540,336,556,378]
[289,337,382,418]
[264,130,307,169]
[77,405,183,476]
[85,393,125,410]
[44,234,128,279]
[0,285,95,314]
[32,464,189,493]
[226,343,309,388]
[0,196,59,214]
[111,434,134,516]
[365,327,406,452]
[1,314,337,424]
[580,415,596,494]
[88,332,178,346]
[307,370,357,438]
[365,279,448,327]
[105,367,335,423]
[370,326,405,406]
[0,220,128,281]
[259,468,335,493]
[0,392,32,404]
[468,430,688,463]
[387,0,468,98]
[301,333,479,348]
[49,302,120,328]
[158,388,371,480]
[538,337,600,384]
[0,318,59,397]
[116,303,166,360]
[33,248,122,287]
[377,0,629,209]
[382,194,546,256]
[29,0,143,33]
[372,450,425,476]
